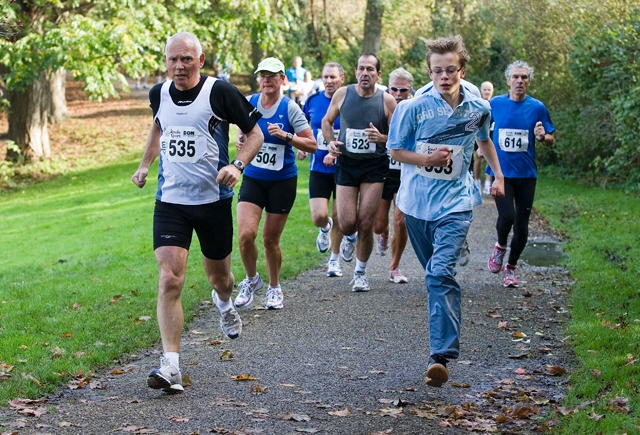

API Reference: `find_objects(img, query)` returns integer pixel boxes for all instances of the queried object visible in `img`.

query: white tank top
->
[155,77,228,205]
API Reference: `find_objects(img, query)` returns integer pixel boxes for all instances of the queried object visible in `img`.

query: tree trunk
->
[363,0,384,54]
[250,40,264,93]
[6,73,52,162]
[48,67,68,124]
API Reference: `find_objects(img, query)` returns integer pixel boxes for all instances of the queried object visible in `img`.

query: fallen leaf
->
[328,406,351,417]
[169,416,190,422]
[250,383,267,394]
[230,374,257,381]
[279,383,297,387]
[121,426,159,433]
[553,407,573,416]
[138,316,151,321]
[209,340,228,346]
[282,413,311,422]
[182,374,192,387]
[486,311,502,318]
[512,331,527,338]
[61,332,72,338]
[515,368,526,375]
[450,382,471,388]
[376,407,403,417]
[587,412,604,421]
[544,365,567,376]
[591,369,601,378]
[508,353,528,359]
[498,321,509,329]
[110,369,125,375]
[220,350,234,360]
[457,360,472,365]
[295,429,321,434]
[606,397,630,413]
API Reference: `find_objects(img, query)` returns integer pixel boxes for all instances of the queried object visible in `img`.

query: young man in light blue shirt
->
[387,35,505,388]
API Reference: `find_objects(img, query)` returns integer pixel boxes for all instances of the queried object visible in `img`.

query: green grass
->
[535,170,640,433]
[0,150,324,403]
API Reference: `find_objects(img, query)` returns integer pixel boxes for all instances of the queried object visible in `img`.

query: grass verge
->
[535,171,640,433]
[0,151,324,403]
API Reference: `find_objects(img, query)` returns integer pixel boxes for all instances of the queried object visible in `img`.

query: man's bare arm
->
[131,123,161,188]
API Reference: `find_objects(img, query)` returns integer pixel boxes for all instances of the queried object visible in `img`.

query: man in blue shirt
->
[486,60,555,287]
[285,56,307,103]
[300,62,345,277]
[387,35,505,388]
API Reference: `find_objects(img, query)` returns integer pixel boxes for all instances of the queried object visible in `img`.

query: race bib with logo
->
[389,152,401,170]
[251,142,285,171]
[415,142,464,181]
[345,128,375,154]
[161,126,207,163]
[316,129,340,151]
[498,128,529,152]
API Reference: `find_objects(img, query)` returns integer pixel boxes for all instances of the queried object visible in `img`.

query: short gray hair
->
[166,32,203,57]
[389,67,414,88]
[323,62,344,77]
[505,60,534,81]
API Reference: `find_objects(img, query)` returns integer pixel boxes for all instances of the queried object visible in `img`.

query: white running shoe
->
[389,268,408,283]
[265,286,284,309]
[147,357,183,393]
[213,292,242,339]
[327,260,343,277]
[459,239,470,267]
[483,180,492,195]
[235,275,263,309]
[340,234,357,262]
[316,217,332,253]
[350,272,370,292]
[376,234,389,256]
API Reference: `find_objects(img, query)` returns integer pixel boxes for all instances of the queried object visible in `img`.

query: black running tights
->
[494,177,537,266]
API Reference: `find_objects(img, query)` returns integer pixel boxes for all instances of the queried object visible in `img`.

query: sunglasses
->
[390,87,411,93]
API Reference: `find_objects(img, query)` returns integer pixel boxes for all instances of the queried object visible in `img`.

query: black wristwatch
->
[231,159,244,173]
[285,132,294,143]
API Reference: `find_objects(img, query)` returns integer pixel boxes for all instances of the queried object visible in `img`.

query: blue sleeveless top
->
[244,94,297,180]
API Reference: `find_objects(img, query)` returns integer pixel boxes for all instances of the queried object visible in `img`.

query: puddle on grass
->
[520,242,567,267]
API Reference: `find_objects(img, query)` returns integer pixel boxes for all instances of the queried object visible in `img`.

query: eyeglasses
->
[258,73,280,80]
[390,87,411,93]
[429,66,464,76]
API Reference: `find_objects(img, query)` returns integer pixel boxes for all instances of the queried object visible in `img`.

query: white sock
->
[164,352,179,369]
[329,252,340,262]
[347,231,358,241]
[355,259,367,274]
[247,274,259,282]
[268,285,281,291]
[216,295,233,312]
[321,221,331,232]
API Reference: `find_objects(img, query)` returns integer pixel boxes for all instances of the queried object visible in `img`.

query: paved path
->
[0,200,573,434]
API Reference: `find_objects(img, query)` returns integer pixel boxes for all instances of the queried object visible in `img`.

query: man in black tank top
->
[321,53,397,292]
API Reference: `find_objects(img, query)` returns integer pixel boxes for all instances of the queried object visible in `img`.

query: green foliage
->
[535,171,640,433]
[563,1,640,188]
